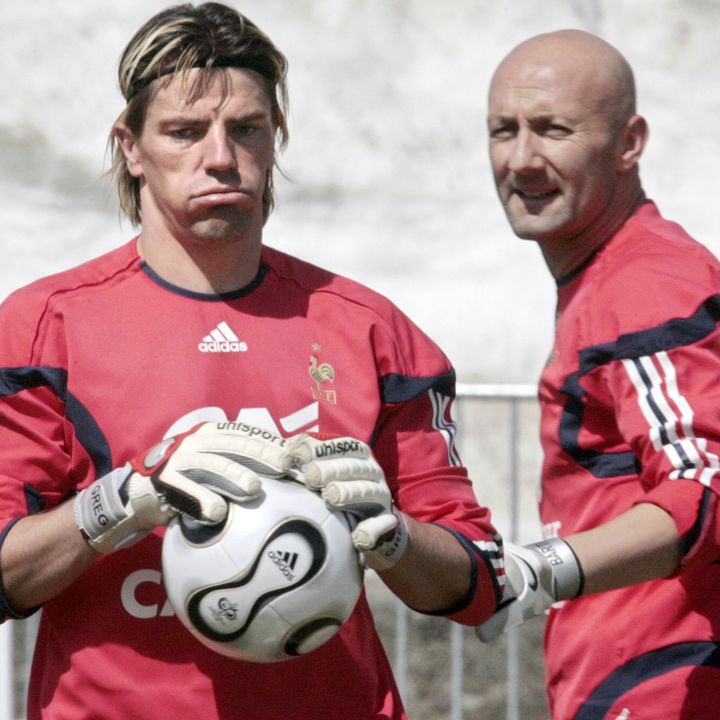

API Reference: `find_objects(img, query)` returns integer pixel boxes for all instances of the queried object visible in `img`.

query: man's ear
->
[616,114,649,174]
[114,123,144,179]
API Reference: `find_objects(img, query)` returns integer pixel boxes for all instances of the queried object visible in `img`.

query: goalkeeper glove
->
[288,434,408,570]
[74,422,291,554]
[475,538,584,642]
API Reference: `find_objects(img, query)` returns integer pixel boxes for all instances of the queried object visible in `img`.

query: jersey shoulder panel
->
[3,239,140,310]
[261,245,453,379]
[606,202,718,285]
[573,202,720,344]
[261,244,408,317]
[0,240,141,365]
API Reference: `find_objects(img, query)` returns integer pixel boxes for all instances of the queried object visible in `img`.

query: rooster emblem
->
[309,356,335,384]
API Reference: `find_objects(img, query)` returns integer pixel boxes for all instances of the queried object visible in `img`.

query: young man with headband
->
[0,4,505,718]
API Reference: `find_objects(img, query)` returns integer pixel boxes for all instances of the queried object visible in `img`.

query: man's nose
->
[507,129,544,174]
[203,126,236,171]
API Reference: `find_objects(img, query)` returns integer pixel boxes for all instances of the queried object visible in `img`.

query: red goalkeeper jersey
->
[539,202,720,719]
[0,241,501,720]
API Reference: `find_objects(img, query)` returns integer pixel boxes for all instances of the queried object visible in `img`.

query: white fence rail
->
[1,383,546,720]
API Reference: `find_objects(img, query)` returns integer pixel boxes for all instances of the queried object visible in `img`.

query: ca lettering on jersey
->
[121,569,174,619]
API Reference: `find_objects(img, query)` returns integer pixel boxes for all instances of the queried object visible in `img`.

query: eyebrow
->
[157,110,271,127]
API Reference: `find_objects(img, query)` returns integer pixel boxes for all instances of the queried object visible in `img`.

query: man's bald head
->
[491,29,637,131]
[487,30,648,277]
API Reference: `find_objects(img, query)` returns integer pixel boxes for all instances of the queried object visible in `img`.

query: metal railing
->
[0,383,544,720]
[366,383,546,719]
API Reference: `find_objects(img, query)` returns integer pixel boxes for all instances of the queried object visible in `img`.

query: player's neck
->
[137,222,264,295]
[541,187,646,281]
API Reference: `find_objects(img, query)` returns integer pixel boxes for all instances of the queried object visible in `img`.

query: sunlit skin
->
[115,68,276,293]
[487,31,680,595]
[487,30,648,279]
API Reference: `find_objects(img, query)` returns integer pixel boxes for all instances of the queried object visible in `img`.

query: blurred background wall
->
[2,0,718,385]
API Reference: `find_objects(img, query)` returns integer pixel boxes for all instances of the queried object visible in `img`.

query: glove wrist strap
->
[74,465,134,544]
[528,537,584,600]
[366,510,409,571]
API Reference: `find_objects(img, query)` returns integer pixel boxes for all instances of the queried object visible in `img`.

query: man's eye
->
[545,124,571,137]
[231,125,259,138]
[489,124,516,140]
[169,127,202,140]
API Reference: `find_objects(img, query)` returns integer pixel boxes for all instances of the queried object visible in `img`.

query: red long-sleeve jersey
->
[539,202,720,719]
[0,241,502,720]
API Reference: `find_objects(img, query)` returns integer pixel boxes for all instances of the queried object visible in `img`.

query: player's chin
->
[190,209,258,241]
[504,208,567,242]
[503,213,541,241]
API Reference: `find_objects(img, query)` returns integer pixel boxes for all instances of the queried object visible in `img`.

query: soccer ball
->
[162,476,363,663]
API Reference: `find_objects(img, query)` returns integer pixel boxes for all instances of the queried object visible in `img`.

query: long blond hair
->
[108,2,289,226]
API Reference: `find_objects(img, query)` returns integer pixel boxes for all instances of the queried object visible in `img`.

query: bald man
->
[477,30,720,720]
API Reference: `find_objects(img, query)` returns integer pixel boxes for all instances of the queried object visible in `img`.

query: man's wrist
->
[73,466,134,544]
[527,537,584,600]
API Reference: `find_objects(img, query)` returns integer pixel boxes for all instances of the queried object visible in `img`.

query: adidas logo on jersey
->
[199,322,248,353]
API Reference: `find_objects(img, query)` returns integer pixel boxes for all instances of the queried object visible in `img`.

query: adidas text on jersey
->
[199,322,248,353]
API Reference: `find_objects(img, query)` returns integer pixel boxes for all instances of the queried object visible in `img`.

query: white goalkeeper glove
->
[74,422,291,554]
[475,538,584,642]
[288,434,408,570]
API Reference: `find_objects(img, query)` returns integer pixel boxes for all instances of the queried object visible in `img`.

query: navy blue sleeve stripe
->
[23,484,46,514]
[417,525,503,617]
[380,369,456,404]
[416,526,479,617]
[574,641,720,719]
[0,366,112,477]
[559,294,720,478]
[680,486,715,559]
[613,295,720,360]
[0,366,67,396]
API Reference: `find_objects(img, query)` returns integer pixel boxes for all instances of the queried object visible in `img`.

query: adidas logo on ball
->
[268,550,299,581]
